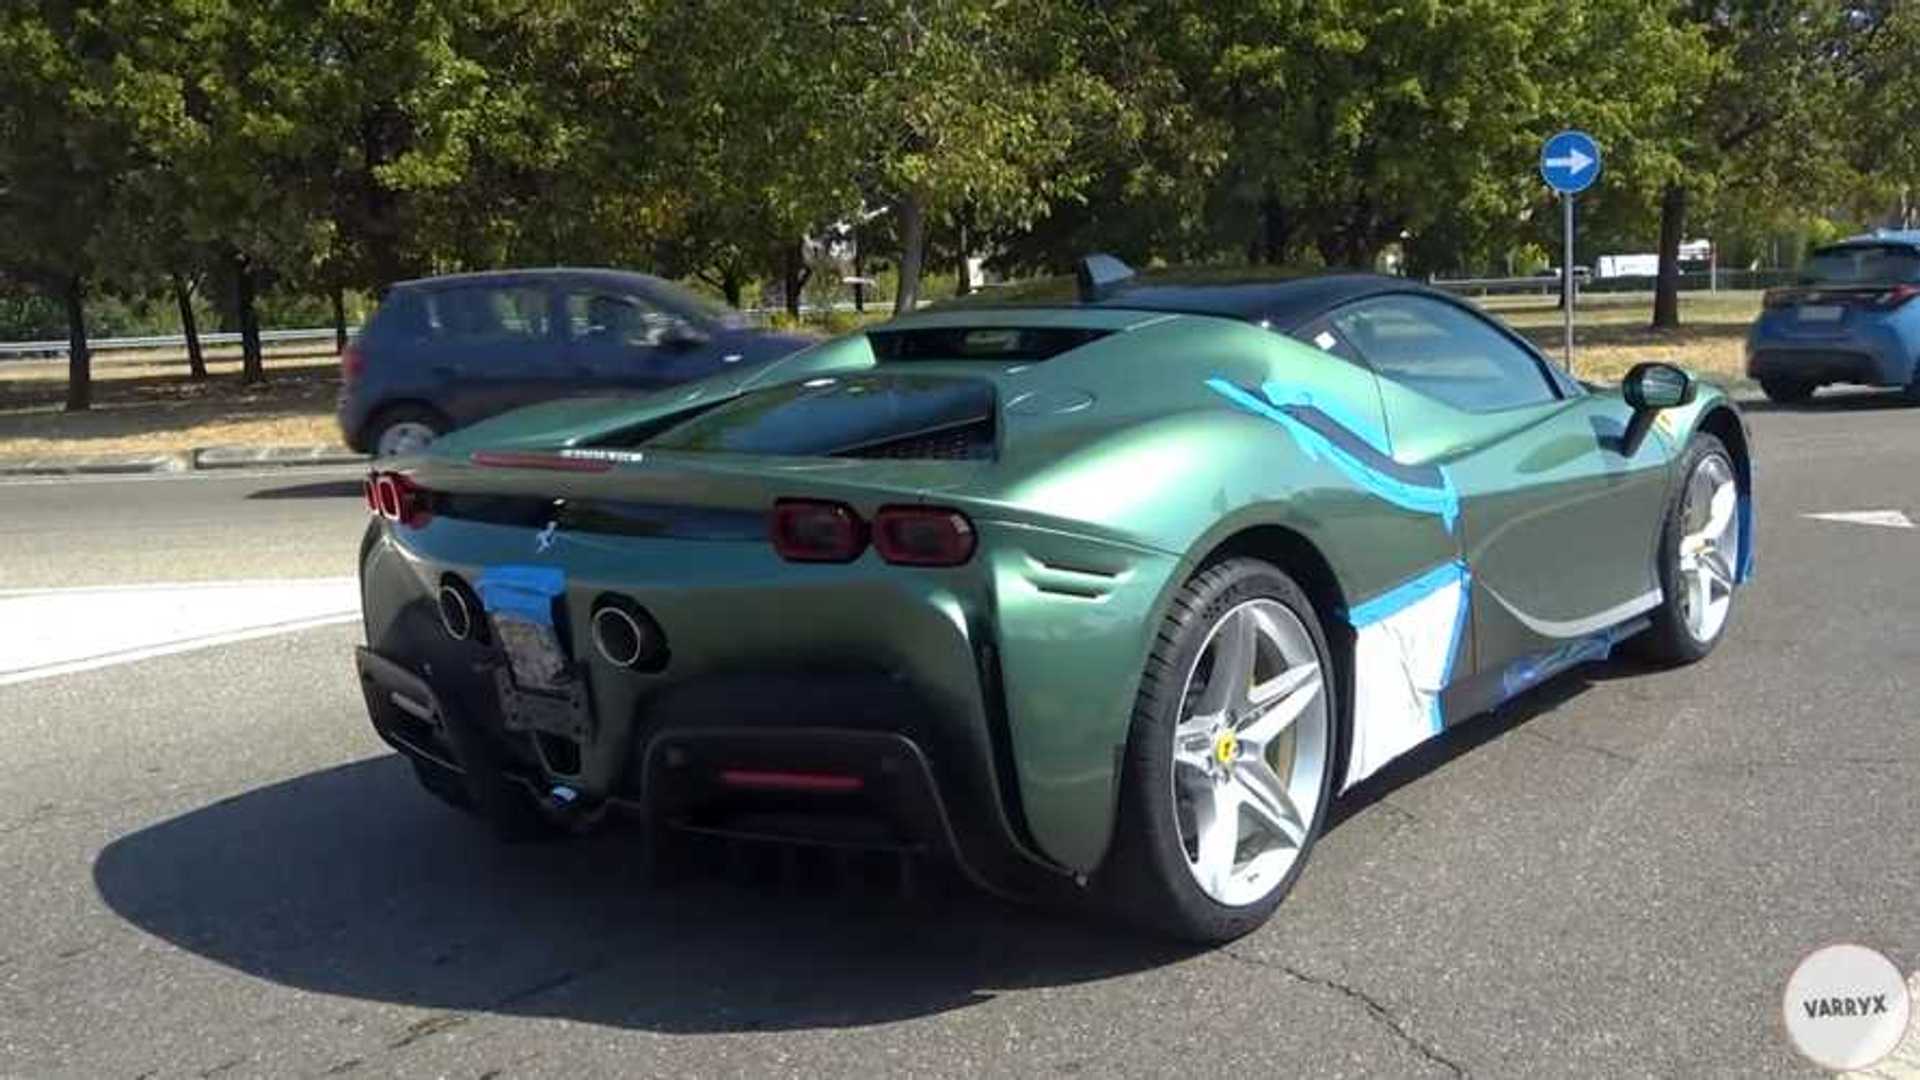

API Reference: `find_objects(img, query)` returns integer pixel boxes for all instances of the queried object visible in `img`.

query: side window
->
[566,292,677,347]
[1331,295,1558,412]
[1291,315,1365,365]
[420,285,552,346]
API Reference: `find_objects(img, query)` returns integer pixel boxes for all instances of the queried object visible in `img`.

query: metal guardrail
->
[1430,268,1802,298]
[0,327,341,361]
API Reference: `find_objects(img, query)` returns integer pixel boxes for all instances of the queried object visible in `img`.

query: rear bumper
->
[1746,346,1902,386]
[353,631,1078,902]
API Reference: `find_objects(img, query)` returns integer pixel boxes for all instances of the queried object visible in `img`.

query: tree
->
[832,2,1116,312]
[1642,2,1895,328]
[0,2,132,410]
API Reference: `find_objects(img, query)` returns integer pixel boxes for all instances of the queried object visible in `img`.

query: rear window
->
[370,285,553,344]
[1803,244,1920,285]
[641,375,996,458]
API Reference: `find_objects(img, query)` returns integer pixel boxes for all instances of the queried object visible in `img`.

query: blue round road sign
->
[1540,130,1601,194]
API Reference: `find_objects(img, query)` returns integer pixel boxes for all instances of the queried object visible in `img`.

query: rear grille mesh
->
[838,419,995,460]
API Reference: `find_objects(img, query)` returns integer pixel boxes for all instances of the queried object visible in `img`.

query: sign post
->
[1540,130,1601,372]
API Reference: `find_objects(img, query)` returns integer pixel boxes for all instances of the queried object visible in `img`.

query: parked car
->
[1746,230,1920,403]
[339,268,815,456]
[353,257,1752,942]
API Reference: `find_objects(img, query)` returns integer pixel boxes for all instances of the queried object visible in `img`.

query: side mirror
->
[1623,361,1696,411]
[1620,362,1696,455]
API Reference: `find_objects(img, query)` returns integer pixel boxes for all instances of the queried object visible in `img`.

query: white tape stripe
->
[1481,583,1662,640]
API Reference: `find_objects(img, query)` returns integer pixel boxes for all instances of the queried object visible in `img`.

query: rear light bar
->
[366,470,431,528]
[768,499,976,566]
[718,768,865,793]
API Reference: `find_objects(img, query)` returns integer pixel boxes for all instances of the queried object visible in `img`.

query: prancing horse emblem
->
[535,520,559,554]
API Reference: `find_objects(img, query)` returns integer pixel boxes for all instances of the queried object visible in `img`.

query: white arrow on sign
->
[1545,147,1595,176]
[1803,510,1915,529]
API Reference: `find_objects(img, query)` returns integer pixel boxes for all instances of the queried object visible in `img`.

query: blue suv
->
[339,268,815,456]
[1747,231,1920,403]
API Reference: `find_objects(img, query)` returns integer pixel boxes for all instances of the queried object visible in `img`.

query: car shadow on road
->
[93,755,1197,1034]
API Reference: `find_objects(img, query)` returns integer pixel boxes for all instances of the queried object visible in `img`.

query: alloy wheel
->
[1171,598,1330,907]
[1677,453,1739,644]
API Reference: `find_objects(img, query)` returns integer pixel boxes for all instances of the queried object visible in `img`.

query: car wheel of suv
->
[1104,557,1335,943]
[369,405,447,457]
[1758,377,1814,404]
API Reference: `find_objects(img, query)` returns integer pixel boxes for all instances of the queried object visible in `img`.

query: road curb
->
[0,444,365,478]
[192,445,367,470]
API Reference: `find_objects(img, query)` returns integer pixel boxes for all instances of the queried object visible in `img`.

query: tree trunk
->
[893,192,926,316]
[331,282,348,353]
[722,267,743,309]
[63,275,91,413]
[1653,183,1687,330]
[852,229,867,313]
[782,241,809,320]
[173,272,206,380]
[235,254,264,383]
[955,221,973,297]
[1260,191,1290,265]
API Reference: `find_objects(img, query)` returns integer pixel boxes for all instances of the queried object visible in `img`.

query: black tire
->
[1100,557,1337,943]
[1758,377,1814,404]
[1631,433,1740,665]
[365,403,448,457]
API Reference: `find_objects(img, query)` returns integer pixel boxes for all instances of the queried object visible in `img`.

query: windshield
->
[1803,244,1920,285]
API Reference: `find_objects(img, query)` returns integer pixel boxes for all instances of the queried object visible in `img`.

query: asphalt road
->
[2,393,1918,1078]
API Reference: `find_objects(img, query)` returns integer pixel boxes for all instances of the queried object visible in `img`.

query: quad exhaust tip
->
[589,595,667,671]
[591,605,647,668]
[437,584,473,641]
[436,575,487,645]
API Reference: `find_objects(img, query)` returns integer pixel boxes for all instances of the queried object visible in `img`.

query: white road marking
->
[1804,510,1916,529]
[0,465,365,488]
[0,576,360,686]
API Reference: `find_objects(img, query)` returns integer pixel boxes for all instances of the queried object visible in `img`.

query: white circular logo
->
[1782,944,1911,1072]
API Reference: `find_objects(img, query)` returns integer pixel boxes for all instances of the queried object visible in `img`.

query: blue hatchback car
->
[339,268,815,456]
[1747,231,1920,403]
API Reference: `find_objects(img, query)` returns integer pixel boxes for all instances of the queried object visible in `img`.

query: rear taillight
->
[872,505,977,566]
[770,499,866,562]
[341,343,365,383]
[367,470,431,528]
[1875,283,1920,309]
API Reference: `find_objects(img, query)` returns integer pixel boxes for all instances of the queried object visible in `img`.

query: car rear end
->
[351,336,1185,900]
[1747,238,1920,397]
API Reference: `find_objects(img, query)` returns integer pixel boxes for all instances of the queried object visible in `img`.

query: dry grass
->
[0,349,343,457]
[1482,291,1760,384]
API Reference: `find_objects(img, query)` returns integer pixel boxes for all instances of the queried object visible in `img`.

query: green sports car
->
[354,258,1753,942]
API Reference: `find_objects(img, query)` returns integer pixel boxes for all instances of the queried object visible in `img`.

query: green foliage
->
[2,0,1916,371]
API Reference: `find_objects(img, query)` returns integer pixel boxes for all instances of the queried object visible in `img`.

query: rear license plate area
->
[1796,304,1844,322]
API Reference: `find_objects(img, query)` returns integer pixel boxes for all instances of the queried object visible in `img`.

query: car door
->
[562,287,722,393]
[1327,294,1671,711]
[414,282,579,425]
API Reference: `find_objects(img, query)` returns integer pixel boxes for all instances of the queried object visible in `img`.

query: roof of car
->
[937,270,1452,330]
[1832,230,1920,249]
[387,267,667,292]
